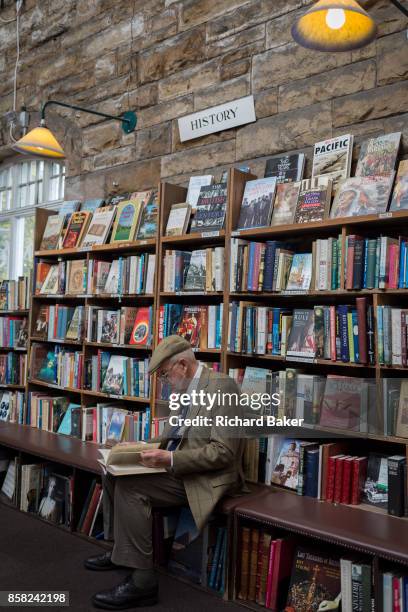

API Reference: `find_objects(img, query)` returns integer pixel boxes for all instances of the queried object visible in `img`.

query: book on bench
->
[97,442,166,476]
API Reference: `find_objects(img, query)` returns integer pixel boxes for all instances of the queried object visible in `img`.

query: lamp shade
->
[292,0,377,52]
[12,126,65,158]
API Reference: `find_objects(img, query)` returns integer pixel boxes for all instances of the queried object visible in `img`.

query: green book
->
[347,312,355,362]
[365,238,377,289]
[331,238,338,290]
[337,234,342,289]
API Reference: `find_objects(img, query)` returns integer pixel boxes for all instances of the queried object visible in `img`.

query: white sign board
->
[178,95,256,142]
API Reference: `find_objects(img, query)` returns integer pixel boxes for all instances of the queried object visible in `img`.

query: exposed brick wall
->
[0,0,406,199]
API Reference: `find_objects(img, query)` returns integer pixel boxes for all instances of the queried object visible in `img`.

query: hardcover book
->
[177,306,202,347]
[40,265,59,295]
[102,355,125,395]
[67,260,86,295]
[362,452,388,508]
[186,175,213,208]
[136,191,158,239]
[356,132,401,177]
[34,306,49,338]
[271,182,301,226]
[330,175,395,218]
[80,198,105,212]
[312,134,353,185]
[110,200,143,243]
[271,439,300,490]
[237,178,277,230]
[389,160,408,211]
[129,307,151,346]
[286,254,313,291]
[65,306,84,340]
[285,547,341,612]
[62,211,92,249]
[190,183,227,234]
[165,203,192,237]
[319,376,365,431]
[264,154,305,183]
[184,250,207,291]
[294,178,332,223]
[98,311,119,344]
[81,206,116,247]
[286,309,315,359]
[40,215,64,250]
[119,307,138,344]
[395,379,408,438]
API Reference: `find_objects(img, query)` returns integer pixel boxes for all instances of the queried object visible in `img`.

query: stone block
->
[254,87,278,119]
[194,75,250,111]
[333,81,408,127]
[161,140,236,177]
[377,31,408,86]
[104,158,162,193]
[136,95,194,129]
[179,0,251,31]
[82,122,123,156]
[206,24,265,59]
[135,122,172,160]
[158,60,220,102]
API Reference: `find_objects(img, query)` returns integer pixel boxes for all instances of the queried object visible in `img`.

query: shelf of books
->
[0,130,408,607]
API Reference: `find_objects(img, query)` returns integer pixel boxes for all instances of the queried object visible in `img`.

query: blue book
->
[304,448,319,497]
[209,527,224,589]
[362,238,368,288]
[247,242,256,291]
[81,198,104,213]
[229,303,237,351]
[403,576,408,612]
[405,245,408,289]
[377,306,384,363]
[351,309,360,363]
[215,306,222,348]
[272,308,281,355]
[262,241,282,292]
[398,241,406,289]
[337,305,350,362]
[215,528,227,592]
[374,237,381,288]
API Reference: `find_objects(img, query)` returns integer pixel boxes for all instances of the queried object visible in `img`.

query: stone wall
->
[0,0,407,199]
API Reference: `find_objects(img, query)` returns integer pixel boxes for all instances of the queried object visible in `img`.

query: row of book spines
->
[231,237,342,293]
[238,529,293,609]
[340,559,373,612]
[158,304,223,349]
[0,353,27,385]
[382,572,408,612]
[345,235,408,290]
[162,248,224,293]
[87,306,154,346]
[0,391,25,425]
[84,354,150,398]
[87,254,155,296]
[317,453,368,505]
[40,305,84,341]
[0,277,31,311]
[82,406,150,444]
[0,317,27,346]
[377,307,408,366]
[227,301,374,364]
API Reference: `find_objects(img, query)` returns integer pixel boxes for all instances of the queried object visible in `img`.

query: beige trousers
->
[103,472,188,569]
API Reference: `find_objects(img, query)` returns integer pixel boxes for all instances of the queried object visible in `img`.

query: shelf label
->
[286,356,316,363]
[139,240,148,245]
[379,212,392,219]
[78,246,90,252]
[231,230,241,237]
[281,290,308,295]
[201,231,219,238]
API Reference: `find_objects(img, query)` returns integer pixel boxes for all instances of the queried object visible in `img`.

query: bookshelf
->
[0,166,407,608]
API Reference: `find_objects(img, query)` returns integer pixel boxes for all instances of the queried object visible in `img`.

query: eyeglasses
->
[157,360,179,382]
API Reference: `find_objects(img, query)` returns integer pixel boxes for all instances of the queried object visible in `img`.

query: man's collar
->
[186,362,204,395]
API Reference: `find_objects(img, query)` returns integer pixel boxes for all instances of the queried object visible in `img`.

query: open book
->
[97,442,166,476]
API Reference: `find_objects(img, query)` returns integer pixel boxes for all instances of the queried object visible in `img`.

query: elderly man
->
[86,335,244,610]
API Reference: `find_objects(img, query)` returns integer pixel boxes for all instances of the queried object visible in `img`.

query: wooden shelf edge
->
[35,238,156,257]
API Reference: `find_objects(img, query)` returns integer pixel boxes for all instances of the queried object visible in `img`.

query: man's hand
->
[140,449,172,468]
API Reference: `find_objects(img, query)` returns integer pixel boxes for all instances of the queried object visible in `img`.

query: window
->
[0,158,65,281]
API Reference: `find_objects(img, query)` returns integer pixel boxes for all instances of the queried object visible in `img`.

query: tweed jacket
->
[159,367,245,530]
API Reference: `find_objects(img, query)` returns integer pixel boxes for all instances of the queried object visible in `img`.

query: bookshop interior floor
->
[0,505,242,611]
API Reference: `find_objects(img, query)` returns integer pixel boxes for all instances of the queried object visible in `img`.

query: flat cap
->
[148,335,192,374]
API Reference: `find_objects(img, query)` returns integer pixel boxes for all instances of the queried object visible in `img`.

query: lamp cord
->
[390,0,408,16]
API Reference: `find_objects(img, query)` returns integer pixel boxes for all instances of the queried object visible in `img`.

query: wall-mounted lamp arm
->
[40,100,137,134]
[390,0,408,16]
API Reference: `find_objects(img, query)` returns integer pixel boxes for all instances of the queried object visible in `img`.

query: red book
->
[356,297,368,364]
[255,532,264,603]
[266,538,296,611]
[351,456,368,505]
[326,454,344,502]
[345,235,356,290]
[129,307,151,346]
[321,442,349,501]
[401,311,407,368]
[388,243,399,289]
[333,456,346,504]
[341,456,355,504]
[81,483,102,535]
[392,576,401,612]
[265,540,276,608]
[329,306,336,361]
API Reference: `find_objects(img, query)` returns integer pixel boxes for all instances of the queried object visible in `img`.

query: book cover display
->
[190,183,227,233]
[265,154,305,183]
[356,132,401,177]
[330,175,395,218]
[271,439,300,490]
[294,178,332,223]
[110,200,142,243]
[271,182,301,226]
[312,134,353,185]
[137,191,158,239]
[237,177,277,230]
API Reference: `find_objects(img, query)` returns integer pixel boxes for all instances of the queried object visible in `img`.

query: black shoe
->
[92,575,158,609]
[84,551,124,571]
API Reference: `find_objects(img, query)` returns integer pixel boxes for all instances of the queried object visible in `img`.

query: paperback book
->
[356,131,401,177]
[237,177,277,230]
[271,182,301,226]
[186,175,213,208]
[389,159,408,211]
[62,211,91,249]
[294,178,332,223]
[190,183,227,233]
[264,154,305,183]
[286,309,315,359]
[39,216,64,250]
[137,191,158,239]
[330,175,395,218]
[110,200,143,243]
[81,206,116,247]
[312,134,353,185]
[166,203,191,237]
